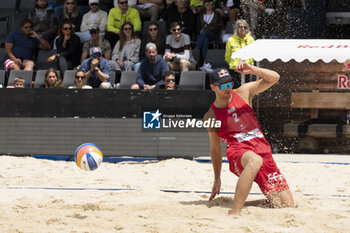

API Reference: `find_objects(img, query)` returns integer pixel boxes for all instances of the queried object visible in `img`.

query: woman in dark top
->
[195,0,223,65]
[139,22,166,61]
[47,19,82,75]
[62,0,83,32]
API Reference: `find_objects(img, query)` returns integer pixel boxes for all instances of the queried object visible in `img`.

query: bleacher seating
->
[119,71,137,89]
[206,49,228,70]
[18,0,37,14]
[8,70,33,88]
[179,71,206,90]
[0,70,5,86]
[62,70,76,88]
[35,49,58,70]
[0,1,16,17]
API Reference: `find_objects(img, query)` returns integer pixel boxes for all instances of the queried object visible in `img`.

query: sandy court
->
[0,154,350,233]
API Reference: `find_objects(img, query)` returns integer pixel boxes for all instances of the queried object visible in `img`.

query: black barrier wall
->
[0,89,221,157]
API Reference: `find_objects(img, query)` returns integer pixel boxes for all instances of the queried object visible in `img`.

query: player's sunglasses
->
[92,53,101,58]
[90,3,98,6]
[75,75,85,79]
[216,82,233,90]
[239,26,248,30]
[119,1,128,4]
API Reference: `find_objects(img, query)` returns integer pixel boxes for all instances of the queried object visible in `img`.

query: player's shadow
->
[180,197,273,209]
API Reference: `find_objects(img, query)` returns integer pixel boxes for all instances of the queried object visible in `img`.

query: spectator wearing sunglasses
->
[79,0,108,42]
[154,71,182,90]
[60,0,83,32]
[105,0,141,47]
[111,22,141,72]
[80,47,113,88]
[4,18,50,72]
[225,19,254,87]
[81,24,112,62]
[68,70,93,89]
[47,19,82,75]
[164,21,196,72]
[28,0,58,43]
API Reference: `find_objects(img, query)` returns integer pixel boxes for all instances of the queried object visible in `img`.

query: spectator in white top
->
[78,0,108,42]
[164,21,196,72]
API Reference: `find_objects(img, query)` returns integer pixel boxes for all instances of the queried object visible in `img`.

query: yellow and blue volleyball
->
[74,143,103,171]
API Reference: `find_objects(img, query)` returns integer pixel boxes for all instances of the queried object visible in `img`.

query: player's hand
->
[235,61,254,75]
[209,178,221,201]
[144,84,153,90]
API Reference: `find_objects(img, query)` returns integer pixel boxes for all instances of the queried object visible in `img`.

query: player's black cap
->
[209,68,233,84]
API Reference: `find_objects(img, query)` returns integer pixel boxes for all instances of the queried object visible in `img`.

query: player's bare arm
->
[204,109,223,201]
[235,62,280,104]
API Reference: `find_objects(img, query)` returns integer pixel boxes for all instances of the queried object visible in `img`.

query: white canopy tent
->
[231,39,350,63]
[230,39,350,83]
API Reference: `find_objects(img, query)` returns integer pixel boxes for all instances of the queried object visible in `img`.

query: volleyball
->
[74,143,103,171]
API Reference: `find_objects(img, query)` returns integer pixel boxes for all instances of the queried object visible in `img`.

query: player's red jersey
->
[211,90,289,196]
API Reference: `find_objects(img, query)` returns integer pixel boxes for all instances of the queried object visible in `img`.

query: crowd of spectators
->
[0,0,305,89]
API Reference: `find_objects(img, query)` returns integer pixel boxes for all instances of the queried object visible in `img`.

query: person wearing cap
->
[81,24,112,62]
[80,46,113,88]
[80,0,108,41]
[105,0,142,47]
[204,63,294,215]
[131,42,169,89]
[225,19,255,87]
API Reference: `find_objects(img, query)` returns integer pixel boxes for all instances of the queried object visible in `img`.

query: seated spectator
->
[225,19,254,87]
[164,22,196,72]
[111,22,141,72]
[154,71,182,90]
[4,18,50,72]
[140,22,166,61]
[60,0,83,32]
[79,0,108,43]
[196,0,223,66]
[14,77,26,88]
[28,0,58,43]
[47,19,82,75]
[105,0,142,47]
[135,21,166,71]
[215,0,241,22]
[80,47,113,88]
[44,68,64,88]
[68,70,93,88]
[135,0,164,22]
[160,0,196,39]
[190,0,204,14]
[81,24,111,62]
[7,77,26,88]
[131,43,169,89]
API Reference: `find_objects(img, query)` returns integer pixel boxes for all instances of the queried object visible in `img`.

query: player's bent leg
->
[230,151,263,215]
[268,188,295,208]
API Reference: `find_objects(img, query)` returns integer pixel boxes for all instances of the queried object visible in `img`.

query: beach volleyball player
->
[204,62,294,215]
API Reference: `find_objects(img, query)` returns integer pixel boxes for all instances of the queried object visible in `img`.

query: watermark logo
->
[143,110,162,129]
[142,108,221,132]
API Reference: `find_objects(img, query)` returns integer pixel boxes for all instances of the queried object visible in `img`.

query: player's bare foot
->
[228,209,240,216]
